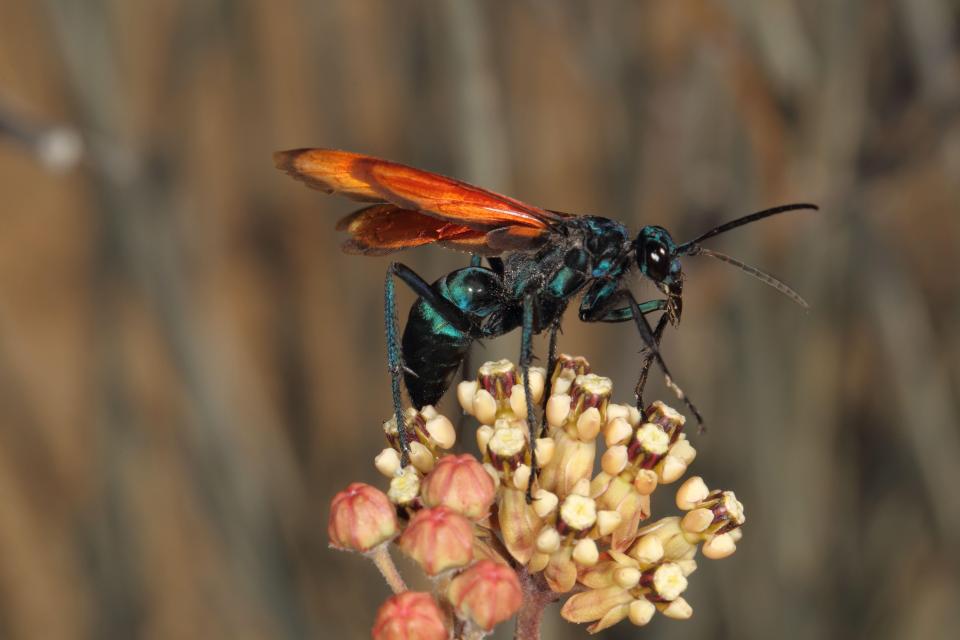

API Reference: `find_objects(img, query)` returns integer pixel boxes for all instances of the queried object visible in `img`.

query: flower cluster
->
[328,356,745,638]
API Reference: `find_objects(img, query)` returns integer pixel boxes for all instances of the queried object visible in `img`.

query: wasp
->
[275,148,815,470]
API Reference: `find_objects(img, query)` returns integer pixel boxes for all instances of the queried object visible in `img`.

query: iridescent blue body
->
[399,216,671,408]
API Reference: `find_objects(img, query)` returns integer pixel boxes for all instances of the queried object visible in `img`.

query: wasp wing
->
[274,148,566,234]
[337,204,504,256]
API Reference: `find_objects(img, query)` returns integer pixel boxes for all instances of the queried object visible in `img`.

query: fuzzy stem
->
[513,568,554,640]
[368,545,407,594]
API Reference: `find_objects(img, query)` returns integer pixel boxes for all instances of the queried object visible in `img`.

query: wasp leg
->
[621,291,704,429]
[538,320,562,437]
[635,312,669,410]
[520,295,539,503]
[385,262,474,464]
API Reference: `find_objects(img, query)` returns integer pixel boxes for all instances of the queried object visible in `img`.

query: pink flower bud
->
[421,454,496,520]
[447,560,523,630]
[372,592,448,640]
[398,507,474,575]
[328,483,398,552]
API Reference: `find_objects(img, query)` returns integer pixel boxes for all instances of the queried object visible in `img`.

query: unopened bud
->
[398,507,474,575]
[328,483,399,552]
[422,454,496,520]
[447,560,523,631]
[372,592,448,640]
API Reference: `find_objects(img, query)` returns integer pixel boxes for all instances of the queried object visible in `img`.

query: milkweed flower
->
[328,355,745,638]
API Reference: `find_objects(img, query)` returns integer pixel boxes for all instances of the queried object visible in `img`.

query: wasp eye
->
[645,242,670,281]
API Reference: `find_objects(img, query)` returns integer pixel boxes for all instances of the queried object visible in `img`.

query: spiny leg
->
[520,295,538,502]
[539,321,561,435]
[635,312,669,412]
[385,262,476,464]
[622,291,704,428]
[383,268,409,464]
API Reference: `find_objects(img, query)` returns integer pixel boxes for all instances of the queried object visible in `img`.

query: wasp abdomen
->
[402,267,504,408]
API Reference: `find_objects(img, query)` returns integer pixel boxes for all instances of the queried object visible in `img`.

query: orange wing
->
[274,148,565,233]
[336,204,498,256]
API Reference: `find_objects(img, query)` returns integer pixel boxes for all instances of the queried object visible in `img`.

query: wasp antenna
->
[678,203,818,251]
[696,248,809,309]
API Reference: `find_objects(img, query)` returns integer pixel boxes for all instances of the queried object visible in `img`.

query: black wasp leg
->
[621,290,704,428]
[385,262,475,464]
[520,295,539,502]
[635,312,669,411]
[538,320,561,436]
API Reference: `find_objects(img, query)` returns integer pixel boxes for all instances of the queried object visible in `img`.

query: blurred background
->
[1,1,958,639]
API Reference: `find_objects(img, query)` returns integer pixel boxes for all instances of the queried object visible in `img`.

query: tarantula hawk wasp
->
[274,148,815,485]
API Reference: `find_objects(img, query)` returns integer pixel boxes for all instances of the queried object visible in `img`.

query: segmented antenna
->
[695,248,809,309]
[677,203,818,252]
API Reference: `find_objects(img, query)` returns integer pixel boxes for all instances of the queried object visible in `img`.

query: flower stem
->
[514,568,554,640]
[368,545,407,594]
